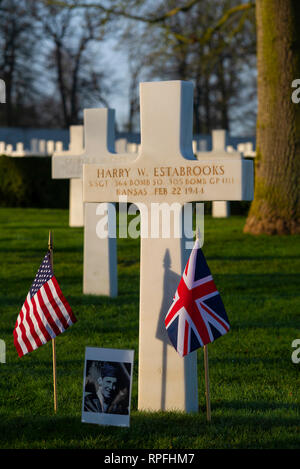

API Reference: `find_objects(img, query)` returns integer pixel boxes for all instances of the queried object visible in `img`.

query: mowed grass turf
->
[0,207,299,449]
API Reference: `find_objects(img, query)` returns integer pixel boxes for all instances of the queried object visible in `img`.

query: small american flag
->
[14,251,77,358]
[165,239,230,357]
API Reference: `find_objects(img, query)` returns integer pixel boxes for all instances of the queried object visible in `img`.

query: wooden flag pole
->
[195,229,211,421]
[48,231,57,413]
[204,345,211,422]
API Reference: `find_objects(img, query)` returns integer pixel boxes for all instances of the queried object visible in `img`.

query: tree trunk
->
[244,0,300,235]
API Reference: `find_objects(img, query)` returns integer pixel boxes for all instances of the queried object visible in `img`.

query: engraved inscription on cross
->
[52,109,135,297]
[83,81,254,412]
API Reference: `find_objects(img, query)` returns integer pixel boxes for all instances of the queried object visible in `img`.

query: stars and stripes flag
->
[13,251,77,358]
[165,239,230,357]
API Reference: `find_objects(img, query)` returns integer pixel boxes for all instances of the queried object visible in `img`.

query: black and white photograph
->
[81,347,134,427]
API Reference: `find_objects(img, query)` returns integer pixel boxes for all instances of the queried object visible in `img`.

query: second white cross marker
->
[83,80,254,412]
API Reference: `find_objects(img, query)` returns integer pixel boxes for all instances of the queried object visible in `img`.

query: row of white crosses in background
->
[52,110,214,294]
[52,80,253,412]
[81,80,253,412]
[64,129,140,227]
[52,109,137,297]
[57,130,146,228]
[32,139,64,156]
[0,140,64,156]
[64,125,85,228]
[0,138,140,158]
[206,134,256,218]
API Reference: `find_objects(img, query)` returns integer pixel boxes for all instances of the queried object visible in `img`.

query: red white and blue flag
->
[13,252,77,357]
[165,239,230,357]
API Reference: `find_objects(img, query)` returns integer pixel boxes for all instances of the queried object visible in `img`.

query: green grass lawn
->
[0,207,299,449]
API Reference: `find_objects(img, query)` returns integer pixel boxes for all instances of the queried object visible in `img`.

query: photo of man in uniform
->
[84,360,131,415]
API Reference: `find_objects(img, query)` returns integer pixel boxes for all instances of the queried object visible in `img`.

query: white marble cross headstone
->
[47,140,55,155]
[83,81,254,412]
[5,144,13,155]
[197,129,241,218]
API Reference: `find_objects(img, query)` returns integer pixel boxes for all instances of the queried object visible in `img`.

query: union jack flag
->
[165,239,230,356]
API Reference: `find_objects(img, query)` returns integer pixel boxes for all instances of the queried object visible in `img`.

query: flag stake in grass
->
[165,230,230,422]
[48,230,57,413]
[204,345,211,422]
